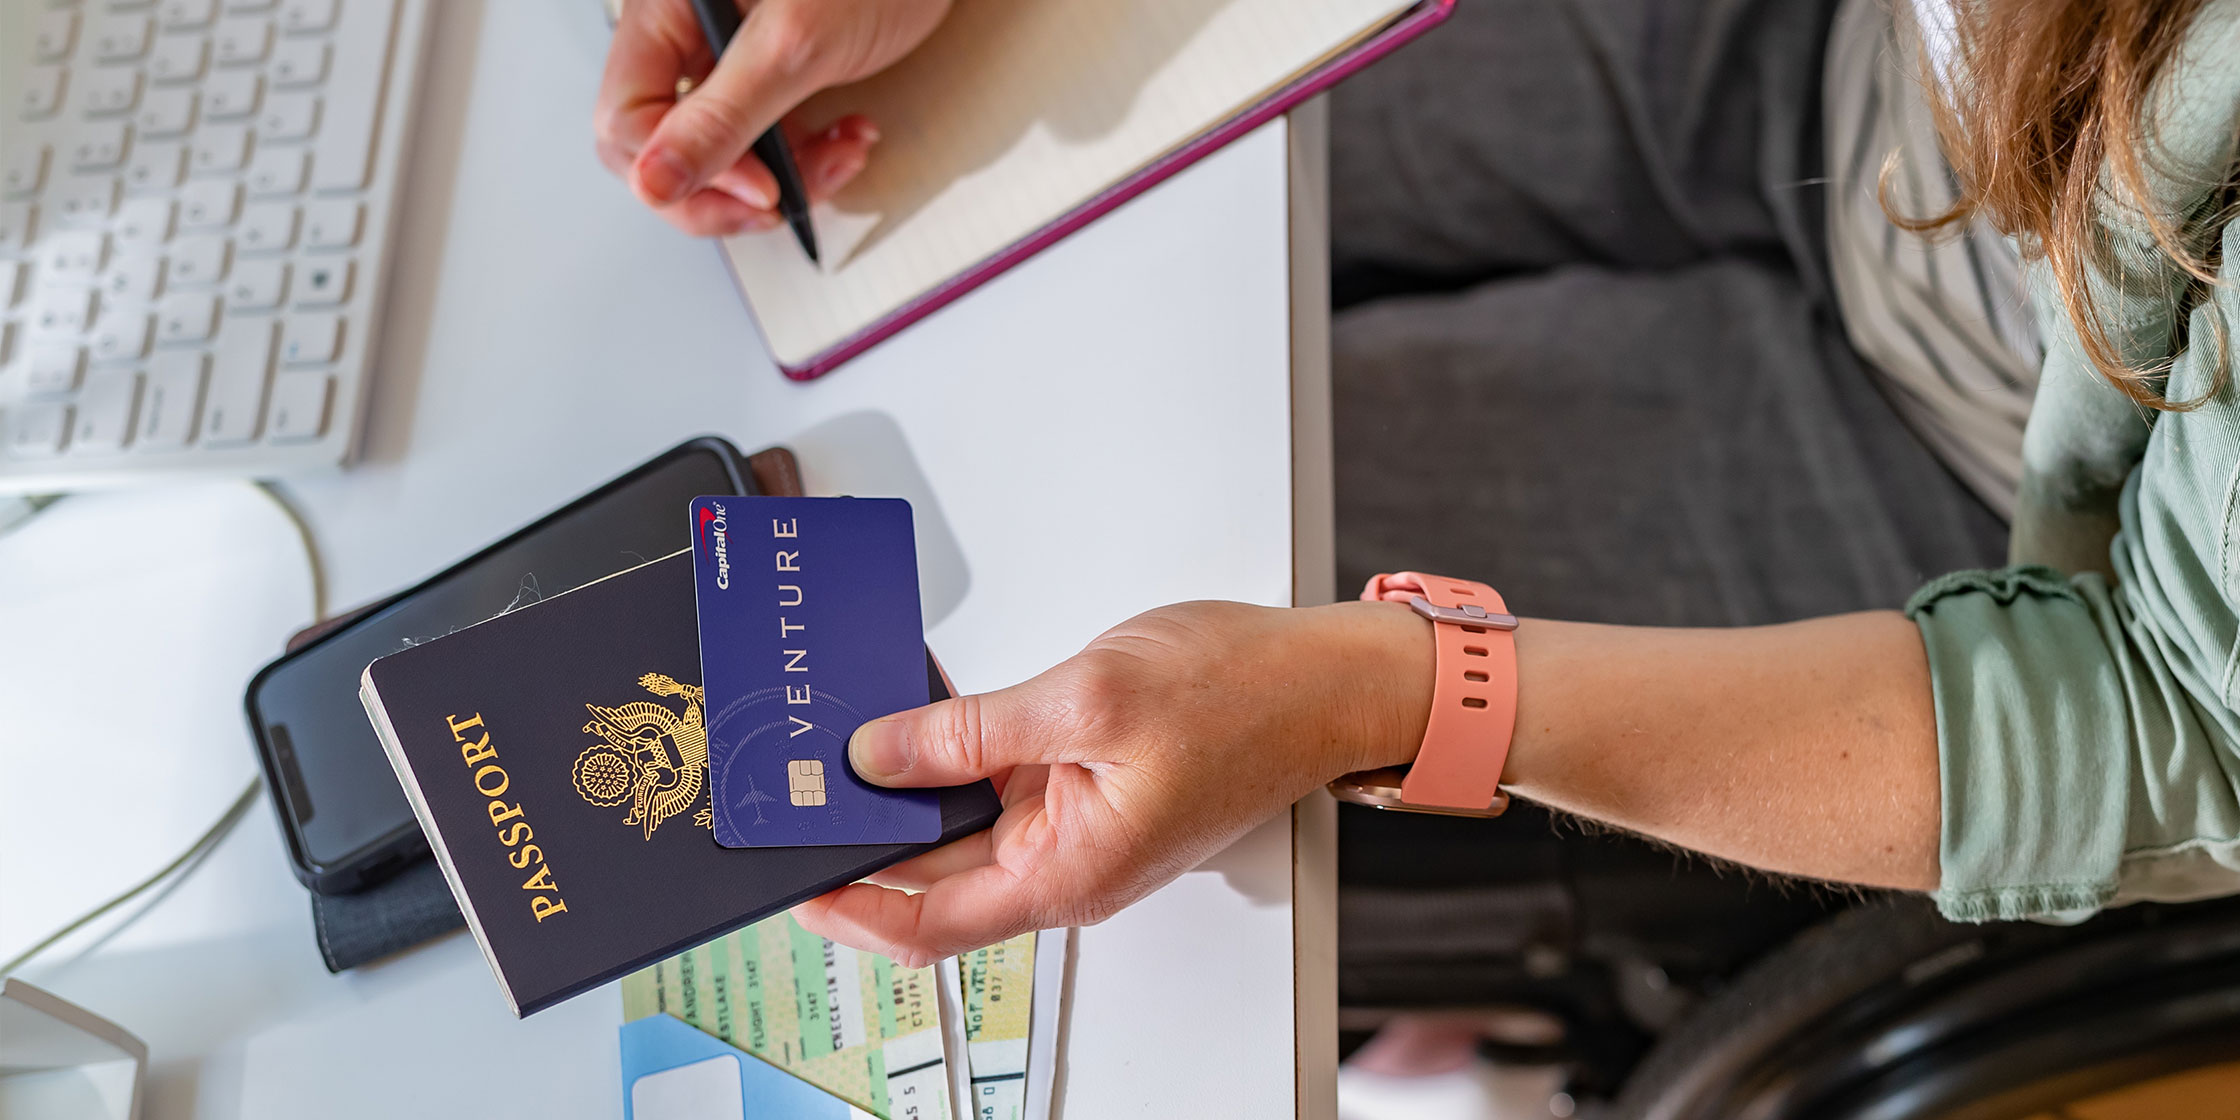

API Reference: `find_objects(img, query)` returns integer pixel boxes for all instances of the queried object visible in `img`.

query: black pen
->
[686,0,821,264]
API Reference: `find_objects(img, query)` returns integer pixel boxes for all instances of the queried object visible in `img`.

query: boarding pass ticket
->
[623,913,952,1120]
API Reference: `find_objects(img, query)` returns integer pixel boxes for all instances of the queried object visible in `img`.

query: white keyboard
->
[0,0,429,491]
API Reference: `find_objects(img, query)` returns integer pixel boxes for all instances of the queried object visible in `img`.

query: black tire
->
[1611,895,2240,1120]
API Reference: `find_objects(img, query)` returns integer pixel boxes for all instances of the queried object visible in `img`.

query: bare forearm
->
[1500,613,1941,890]
[803,599,1945,965]
[1342,605,1942,891]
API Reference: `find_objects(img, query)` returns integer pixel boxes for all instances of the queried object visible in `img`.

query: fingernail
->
[638,149,694,204]
[713,177,774,211]
[850,719,913,780]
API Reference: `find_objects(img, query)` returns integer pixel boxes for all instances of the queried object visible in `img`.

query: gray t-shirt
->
[1823,0,2041,517]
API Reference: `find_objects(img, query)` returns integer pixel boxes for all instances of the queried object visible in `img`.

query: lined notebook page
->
[722,0,1416,367]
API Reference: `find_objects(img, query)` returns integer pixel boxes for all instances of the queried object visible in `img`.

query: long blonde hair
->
[1892,0,2235,409]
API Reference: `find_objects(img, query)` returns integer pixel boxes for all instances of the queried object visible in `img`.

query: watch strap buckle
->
[1408,596,1519,631]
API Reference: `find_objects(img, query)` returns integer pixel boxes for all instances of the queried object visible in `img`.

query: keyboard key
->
[41,232,106,280]
[177,179,238,227]
[271,40,328,88]
[69,123,132,170]
[227,0,280,10]
[148,35,208,84]
[92,15,154,62]
[113,196,173,243]
[166,234,228,285]
[54,176,120,226]
[34,288,97,334]
[190,123,250,174]
[136,88,195,136]
[309,0,392,192]
[139,349,206,447]
[122,139,185,193]
[25,347,84,395]
[22,68,68,119]
[71,369,141,452]
[302,199,357,249]
[203,73,260,120]
[35,12,80,62]
[228,257,285,307]
[278,0,336,34]
[213,16,272,66]
[89,308,150,362]
[0,203,39,252]
[158,0,218,30]
[113,0,166,11]
[200,316,272,444]
[156,289,219,341]
[258,92,317,142]
[246,145,306,195]
[98,252,163,302]
[80,69,142,116]
[237,202,294,252]
[279,312,338,364]
[3,146,50,196]
[266,370,328,440]
[297,257,348,306]
[5,402,71,457]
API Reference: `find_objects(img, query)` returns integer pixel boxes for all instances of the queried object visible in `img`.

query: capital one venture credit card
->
[690,496,944,848]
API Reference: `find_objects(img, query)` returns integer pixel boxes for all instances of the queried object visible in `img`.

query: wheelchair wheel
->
[1611,895,2240,1119]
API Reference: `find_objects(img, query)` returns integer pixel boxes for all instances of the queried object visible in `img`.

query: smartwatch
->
[1328,571,1519,818]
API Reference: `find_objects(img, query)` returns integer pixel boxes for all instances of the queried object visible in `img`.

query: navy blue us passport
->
[358,550,999,1017]
[690,496,944,848]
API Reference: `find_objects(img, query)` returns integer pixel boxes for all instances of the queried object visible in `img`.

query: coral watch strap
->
[1361,571,1518,811]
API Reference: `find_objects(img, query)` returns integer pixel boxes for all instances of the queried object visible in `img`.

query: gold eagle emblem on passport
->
[572,673,714,839]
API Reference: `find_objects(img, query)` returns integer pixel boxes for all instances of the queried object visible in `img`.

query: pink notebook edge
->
[716,0,1458,382]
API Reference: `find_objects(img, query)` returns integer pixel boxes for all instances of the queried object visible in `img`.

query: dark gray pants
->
[1330,0,2005,622]
[1328,0,2006,1033]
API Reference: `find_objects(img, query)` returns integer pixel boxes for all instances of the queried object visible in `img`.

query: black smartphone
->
[246,437,756,894]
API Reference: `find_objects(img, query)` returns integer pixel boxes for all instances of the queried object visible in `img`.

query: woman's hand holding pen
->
[595,0,953,237]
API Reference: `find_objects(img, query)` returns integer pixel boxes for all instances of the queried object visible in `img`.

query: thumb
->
[633,8,823,206]
[850,684,1094,787]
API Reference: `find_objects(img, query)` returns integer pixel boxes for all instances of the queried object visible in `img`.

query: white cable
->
[255,478,331,622]
[0,497,35,535]
[0,782,262,977]
[0,494,59,537]
[0,481,328,978]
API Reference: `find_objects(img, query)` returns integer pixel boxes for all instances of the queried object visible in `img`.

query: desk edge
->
[1285,100,1340,1120]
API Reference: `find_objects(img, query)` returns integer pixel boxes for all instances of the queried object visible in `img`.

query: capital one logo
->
[698,503,732,589]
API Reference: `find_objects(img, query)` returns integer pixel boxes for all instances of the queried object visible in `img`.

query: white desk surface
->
[0,2,1331,1117]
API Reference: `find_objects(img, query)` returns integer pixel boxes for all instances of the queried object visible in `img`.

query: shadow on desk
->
[356,0,488,468]
[783,410,972,628]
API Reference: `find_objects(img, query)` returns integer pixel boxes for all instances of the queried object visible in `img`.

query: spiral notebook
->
[714,0,1455,379]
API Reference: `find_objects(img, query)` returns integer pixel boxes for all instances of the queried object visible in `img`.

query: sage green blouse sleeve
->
[1916,261,2240,924]
[1908,6,2240,917]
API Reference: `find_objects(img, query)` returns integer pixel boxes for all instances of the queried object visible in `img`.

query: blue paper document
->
[690,496,944,848]
[621,1013,880,1120]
